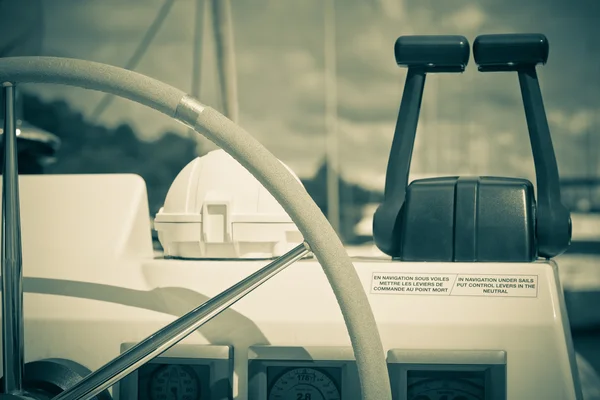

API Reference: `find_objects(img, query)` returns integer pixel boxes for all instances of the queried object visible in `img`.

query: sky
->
[1,0,599,190]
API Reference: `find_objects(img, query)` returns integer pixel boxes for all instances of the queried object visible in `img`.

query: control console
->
[0,173,580,399]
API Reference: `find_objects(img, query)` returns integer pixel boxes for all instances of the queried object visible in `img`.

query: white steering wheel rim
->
[0,56,392,400]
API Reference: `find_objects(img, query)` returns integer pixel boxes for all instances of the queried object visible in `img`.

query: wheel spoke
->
[52,242,311,400]
[1,83,25,395]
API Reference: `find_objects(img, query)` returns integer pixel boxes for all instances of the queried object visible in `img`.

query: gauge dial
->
[149,364,201,400]
[269,367,341,400]
[407,378,484,400]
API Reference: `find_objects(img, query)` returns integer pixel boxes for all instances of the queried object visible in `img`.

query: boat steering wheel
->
[0,57,392,400]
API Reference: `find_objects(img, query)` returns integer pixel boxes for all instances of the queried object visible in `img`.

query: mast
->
[211,0,239,123]
[324,0,340,234]
[189,0,204,140]
[188,0,216,156]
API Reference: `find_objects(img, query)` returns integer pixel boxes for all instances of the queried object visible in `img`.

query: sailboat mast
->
[211,0,239,123]
[324,0,340,234]
[189,0,204,140]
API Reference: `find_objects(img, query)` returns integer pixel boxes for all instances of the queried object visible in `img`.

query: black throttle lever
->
[474,33,572,258]
[372,35,470,256]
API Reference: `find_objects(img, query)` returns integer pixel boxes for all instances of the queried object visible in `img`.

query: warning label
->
[371,273,538,298]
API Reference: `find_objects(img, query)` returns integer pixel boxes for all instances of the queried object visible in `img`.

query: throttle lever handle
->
[373,35,470,255]
[473,33,548,72]
[473,33,571,258]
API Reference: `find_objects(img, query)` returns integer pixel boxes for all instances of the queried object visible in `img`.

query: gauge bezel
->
[118,343,232,400]
[387,349,506,400]
[248,346,360,400]
[406,369,486,399]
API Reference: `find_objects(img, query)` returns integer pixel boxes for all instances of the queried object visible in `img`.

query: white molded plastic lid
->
[154,149,304,259]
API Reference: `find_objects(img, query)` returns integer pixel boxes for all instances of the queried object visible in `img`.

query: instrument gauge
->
[408,378,484,400]
[149,364,201,400]
[268,367,341,400]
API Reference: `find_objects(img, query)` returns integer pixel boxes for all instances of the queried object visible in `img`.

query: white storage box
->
[154,149,304,259]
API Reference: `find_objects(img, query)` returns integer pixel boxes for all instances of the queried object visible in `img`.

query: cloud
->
[548,109,597,136]
[42,0,193,45]
[442,4,488,32]
[370,0,406,20]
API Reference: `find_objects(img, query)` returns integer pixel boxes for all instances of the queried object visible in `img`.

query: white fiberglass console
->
[0,169,582,400]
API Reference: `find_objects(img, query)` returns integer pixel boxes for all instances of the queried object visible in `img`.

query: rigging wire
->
[89,0,176,124]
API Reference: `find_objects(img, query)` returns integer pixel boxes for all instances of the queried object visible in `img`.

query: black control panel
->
[373,34,571,262]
